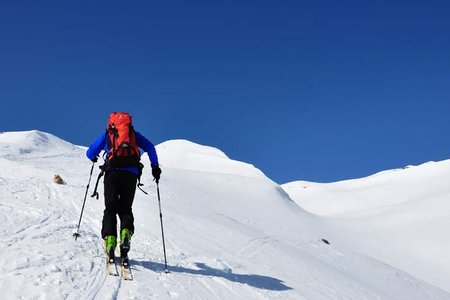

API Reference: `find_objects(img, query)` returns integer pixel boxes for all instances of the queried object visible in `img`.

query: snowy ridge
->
[156,139,266,179]
[0,130,449,299]
[282,160,450,293]
[0,130,80,158]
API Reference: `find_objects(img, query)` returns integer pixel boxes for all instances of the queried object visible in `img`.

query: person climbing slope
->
[86,112,161,264]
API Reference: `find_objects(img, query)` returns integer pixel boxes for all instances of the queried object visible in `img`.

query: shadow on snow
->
[131,259,292,291]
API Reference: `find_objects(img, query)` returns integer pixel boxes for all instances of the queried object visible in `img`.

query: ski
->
[102,240,119,277]
[101,239,132,279]
[120,256,133,280]
[106,256,119,276]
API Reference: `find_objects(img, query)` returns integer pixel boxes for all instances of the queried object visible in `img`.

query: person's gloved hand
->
[152,165,162,183]
[91,156,98,163]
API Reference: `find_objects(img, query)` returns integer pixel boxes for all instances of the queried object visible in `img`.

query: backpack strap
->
[91,164,106,200]
[91,163,148,197]
[136,162,148,194]
[107,126,118,160]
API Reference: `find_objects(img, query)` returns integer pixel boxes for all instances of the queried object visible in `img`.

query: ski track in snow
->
[0,131,449,299]
[0,180,103,300]
[0,152,298,299]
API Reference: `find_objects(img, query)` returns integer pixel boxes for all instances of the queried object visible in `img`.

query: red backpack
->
[106,112,140,168]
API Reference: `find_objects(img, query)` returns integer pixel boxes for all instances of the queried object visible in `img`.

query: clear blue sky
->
[1,1,449,183]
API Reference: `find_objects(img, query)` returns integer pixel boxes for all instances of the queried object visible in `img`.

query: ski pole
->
[73,161,96,241]
[156,182,169,273]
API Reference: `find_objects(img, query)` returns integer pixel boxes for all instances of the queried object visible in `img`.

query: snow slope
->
[0,130,448,299]
[283,161,450,294]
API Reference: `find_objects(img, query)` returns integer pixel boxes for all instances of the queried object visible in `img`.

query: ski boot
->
[120,228,132,258]
[105,235,117,263]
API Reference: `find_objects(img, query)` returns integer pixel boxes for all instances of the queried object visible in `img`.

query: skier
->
[86,112,161,263]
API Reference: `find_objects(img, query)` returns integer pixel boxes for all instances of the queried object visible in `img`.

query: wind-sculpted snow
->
[283,160,450,293]
[0,130,449,299]
[0,130,83,159]
[156,139,267,179]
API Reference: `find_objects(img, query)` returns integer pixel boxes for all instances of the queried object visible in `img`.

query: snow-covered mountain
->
[0,130,448,299]
[282,161,450,294]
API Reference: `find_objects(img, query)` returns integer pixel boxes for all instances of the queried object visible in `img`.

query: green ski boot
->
[105,235,117,262]
[120,228,132,258]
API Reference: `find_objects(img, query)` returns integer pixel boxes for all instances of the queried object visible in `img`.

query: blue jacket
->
[86,130,159,175]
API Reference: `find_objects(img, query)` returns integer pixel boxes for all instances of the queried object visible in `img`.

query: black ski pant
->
[101,171,137,239]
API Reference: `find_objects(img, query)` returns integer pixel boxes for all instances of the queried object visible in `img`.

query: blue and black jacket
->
[86,130,159,175]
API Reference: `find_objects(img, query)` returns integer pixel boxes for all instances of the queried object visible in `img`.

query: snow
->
[282,161,450,294]
[0,130,80,157]
[0,130,449,299]
[156,139,266,179]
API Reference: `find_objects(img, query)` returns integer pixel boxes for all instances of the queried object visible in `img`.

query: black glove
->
[91,156,98,163]
[152,165,162,183]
